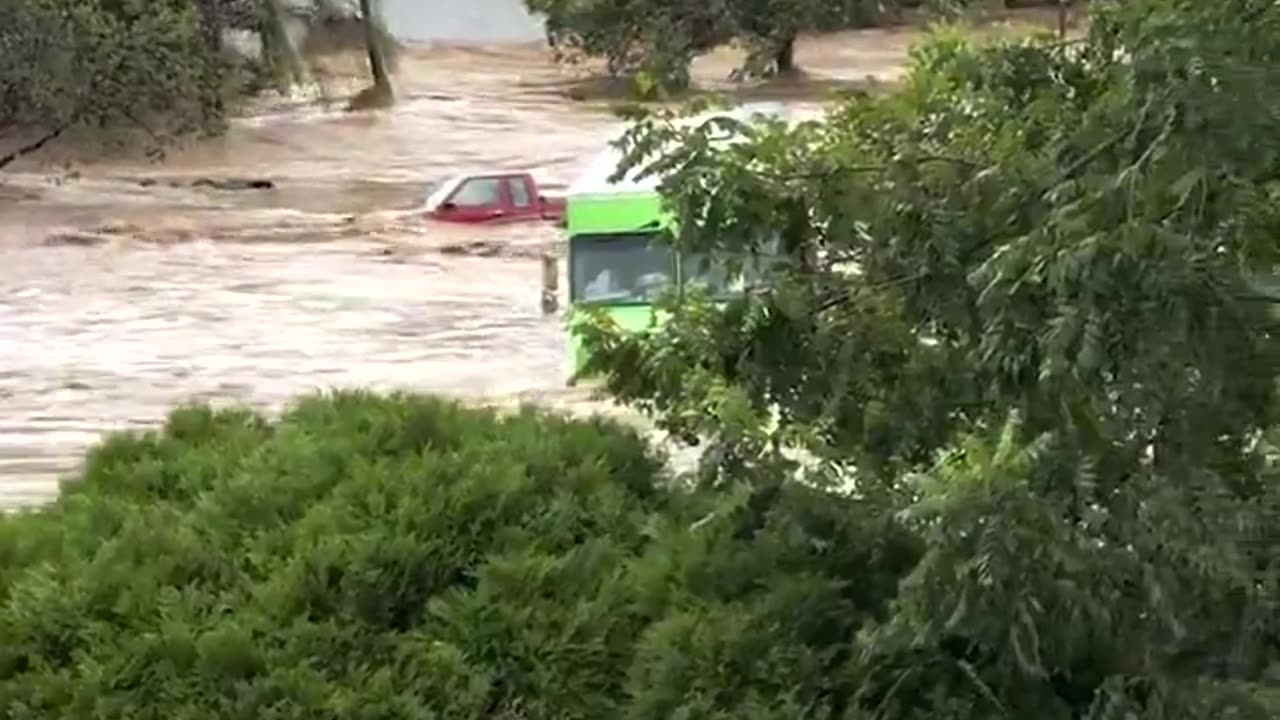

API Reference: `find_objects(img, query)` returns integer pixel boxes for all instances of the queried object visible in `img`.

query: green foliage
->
[525,0,733,93]
[727,0,895,78]
[581,0,1280,715]
[0,391,919,717]
[0,0,233,166]
[523,0,920,93]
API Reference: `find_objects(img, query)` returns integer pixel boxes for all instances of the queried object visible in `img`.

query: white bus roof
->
[566,102,796,198]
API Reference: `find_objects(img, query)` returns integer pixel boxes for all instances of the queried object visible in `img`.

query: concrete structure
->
[219,0,546,60]
[382,0,544,44]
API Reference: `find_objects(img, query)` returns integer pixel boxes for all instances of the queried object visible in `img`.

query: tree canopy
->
[577,0,1280,714]
[523,0,904,93]
[0,0,232,168]
[0,0,398,169]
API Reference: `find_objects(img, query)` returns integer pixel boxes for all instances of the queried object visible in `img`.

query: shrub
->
[0,390,915,718]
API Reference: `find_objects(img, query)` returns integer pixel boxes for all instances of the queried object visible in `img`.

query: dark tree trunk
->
[774,35,797,75]
[360,0,393,96]
[193,0,224,55]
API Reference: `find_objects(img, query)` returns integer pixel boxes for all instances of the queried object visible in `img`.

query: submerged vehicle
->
[557,104,792,382]
[424,171,566,225]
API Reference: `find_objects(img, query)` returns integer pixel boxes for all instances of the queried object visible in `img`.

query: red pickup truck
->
[424,171,566,225]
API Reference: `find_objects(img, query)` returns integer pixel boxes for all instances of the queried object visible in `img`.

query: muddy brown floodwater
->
[0,15,1069,510]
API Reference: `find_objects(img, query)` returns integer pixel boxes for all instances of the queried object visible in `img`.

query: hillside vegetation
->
[0,0,230,168]
[0,0,392,169]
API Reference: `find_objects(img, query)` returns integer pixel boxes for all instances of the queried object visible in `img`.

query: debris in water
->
[42,230,114,247]
[189,177,276,191]
[439,239,504,257]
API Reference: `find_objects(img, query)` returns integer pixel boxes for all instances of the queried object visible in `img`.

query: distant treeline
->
[521,0,1079,95]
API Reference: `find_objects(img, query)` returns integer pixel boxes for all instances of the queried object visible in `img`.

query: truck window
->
[571,233,674,305]
[508,177,531,208]
[450,177,502,207]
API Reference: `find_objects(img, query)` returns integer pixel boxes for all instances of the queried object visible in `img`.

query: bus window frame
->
[568,231,677,308]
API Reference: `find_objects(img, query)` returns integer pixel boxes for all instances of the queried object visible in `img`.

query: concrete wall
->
[381,0,545,44]
[222,0,545,59]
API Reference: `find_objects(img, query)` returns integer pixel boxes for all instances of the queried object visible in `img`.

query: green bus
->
[561,104,790,381]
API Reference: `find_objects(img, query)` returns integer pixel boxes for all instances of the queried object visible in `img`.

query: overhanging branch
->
[0,120,73,170]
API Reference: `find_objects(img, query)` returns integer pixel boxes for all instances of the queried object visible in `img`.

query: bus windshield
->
[570,233,675,305]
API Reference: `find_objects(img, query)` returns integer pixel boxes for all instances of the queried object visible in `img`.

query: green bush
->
[0,390,916,719]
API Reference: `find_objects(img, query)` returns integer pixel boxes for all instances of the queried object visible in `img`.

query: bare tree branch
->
[0,120,73,170]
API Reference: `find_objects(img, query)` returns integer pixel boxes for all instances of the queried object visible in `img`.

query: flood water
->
[0,242,570,506]
[0,43,621,510]
[0,10,1065,510]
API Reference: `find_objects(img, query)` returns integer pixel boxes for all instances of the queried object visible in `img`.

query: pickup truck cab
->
[424,171,566,225]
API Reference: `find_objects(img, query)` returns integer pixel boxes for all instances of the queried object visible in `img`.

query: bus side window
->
[571,232,675,303]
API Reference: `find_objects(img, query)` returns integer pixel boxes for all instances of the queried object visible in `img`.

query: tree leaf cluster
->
[580,0,1280,715]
